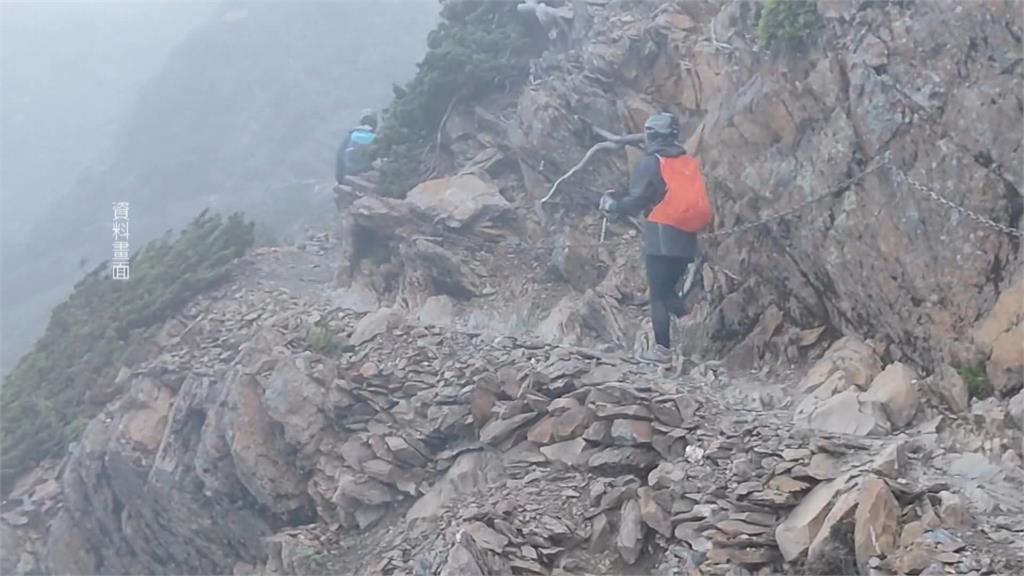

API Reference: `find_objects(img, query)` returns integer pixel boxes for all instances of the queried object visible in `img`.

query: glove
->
[599,193,617,214]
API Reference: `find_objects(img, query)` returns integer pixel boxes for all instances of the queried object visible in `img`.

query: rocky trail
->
[5,232,1021,576]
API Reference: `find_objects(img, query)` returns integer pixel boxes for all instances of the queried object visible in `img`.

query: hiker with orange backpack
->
[600,112,712,365]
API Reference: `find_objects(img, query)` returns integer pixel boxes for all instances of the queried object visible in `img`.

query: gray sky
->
[1,1,216,240]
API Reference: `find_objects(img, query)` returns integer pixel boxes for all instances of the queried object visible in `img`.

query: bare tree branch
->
[429,95,459,179]
[538,129,643,205]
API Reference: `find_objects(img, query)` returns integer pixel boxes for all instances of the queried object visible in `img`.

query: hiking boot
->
[637,345,673,365]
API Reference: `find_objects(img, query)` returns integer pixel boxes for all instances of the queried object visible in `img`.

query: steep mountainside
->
[2,1,1023,575]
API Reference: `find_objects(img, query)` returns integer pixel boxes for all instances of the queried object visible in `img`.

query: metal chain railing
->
[702,151,891,238]
[401,148,1019,258]
[894,169,1023,238]
[427,152,892,256]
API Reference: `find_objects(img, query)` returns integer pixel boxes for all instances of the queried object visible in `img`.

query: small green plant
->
[1,211,254,490]
[756,0,821,50]
[306,317,345,356]
[373,0,541,198]
[957,363,993,400]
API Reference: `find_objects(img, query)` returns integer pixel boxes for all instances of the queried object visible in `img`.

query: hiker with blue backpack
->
[335,109,378,185]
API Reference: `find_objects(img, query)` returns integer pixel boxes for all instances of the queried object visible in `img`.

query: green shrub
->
[1,211,254,490]
[306,317,347,356]
[756,0,821,50]
[957,363,993,400]
[373,0,540,198]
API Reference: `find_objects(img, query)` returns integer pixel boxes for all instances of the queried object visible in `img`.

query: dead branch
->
[539,129,644,205]
[429,96,458,179]
[590,126,645,146]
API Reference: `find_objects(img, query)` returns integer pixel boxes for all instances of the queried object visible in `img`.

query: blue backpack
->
[344,128,376,175]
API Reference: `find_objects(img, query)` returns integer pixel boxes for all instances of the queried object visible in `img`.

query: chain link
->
[702,152,891,238]
[895,170,1022,238]
[466,153,893,254]
[412,149,1020,257]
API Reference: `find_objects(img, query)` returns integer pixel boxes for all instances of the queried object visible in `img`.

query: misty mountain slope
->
[1,0,439,373]
[2,0,1024,574]
[0,0,214,240]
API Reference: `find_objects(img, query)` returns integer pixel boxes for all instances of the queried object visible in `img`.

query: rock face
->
[524,0,1021,370]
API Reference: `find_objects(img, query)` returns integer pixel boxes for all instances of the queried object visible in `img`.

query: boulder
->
[648,462,686,492]
[407,451,506,522]
[799,337,882,393]
[1009,390,1024,431]
[988,325,1024,397]
[930,364,969,414]
[587,447,660,472]
[334,472,401,506]
[440,543,484,576]
[385,436,428,468]
[479,412,538,445]
[351,308,401,347]
[617,498,644,564]
[418,296,456,327]
[936,491,971,528]
[406,173,510,229]
[974,276,1024,397]
[947,452,1001,481]
[348,195,415,234]
[806,487,860,569]
[582,421,611,444]
[263,358,325,446]
[862,363,919,429]
[775,476,848,561]
[805,390,891,436]
[638,487,672,537]
[331,282,380,313]
[610,419,654,445]
[224,374,309,514]
[464,521,509,553]
[854,477,899,572]
[974,276,1024,350]
[553,406,592,440]
[871,441,907,478]
[539,437,588,467]
[527,416,556,445]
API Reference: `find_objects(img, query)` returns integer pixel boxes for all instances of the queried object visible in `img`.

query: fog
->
[1,0,439,374]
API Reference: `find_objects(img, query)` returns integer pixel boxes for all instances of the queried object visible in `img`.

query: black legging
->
[645,255,692,348]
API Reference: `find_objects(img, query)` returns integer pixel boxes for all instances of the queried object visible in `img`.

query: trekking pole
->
[599,216,608,243]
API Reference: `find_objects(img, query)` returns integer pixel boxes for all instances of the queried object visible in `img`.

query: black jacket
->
[611,141,699,258]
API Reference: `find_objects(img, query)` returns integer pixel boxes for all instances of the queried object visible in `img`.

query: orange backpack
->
[647,154,712,233]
